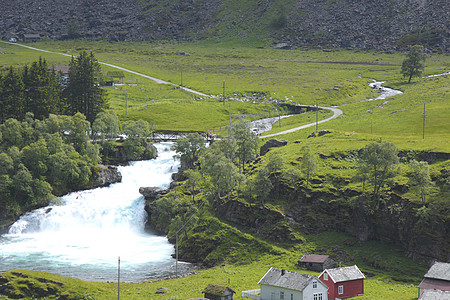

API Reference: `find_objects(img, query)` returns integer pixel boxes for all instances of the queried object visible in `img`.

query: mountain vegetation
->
[0,0,448,51]
[0,22,448,298]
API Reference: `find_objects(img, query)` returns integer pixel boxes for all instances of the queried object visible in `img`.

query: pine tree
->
[0,66,24,122]
[64,51,108,123]
[23,57,61,119]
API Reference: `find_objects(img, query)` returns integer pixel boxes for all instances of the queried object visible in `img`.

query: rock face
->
[0,0,447,51]
[96,165,122,187]
[139,186,164,201]
[260,139,288,156]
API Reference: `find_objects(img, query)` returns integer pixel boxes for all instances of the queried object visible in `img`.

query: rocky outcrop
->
[260,139,288,156]
[0,0,447,51]
[139,186,164,201]
[96,165,122,187]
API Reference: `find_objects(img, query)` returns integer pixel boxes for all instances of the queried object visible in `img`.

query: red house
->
[319,265,365,299]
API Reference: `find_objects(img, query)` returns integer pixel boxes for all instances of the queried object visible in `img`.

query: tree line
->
[0,51,108,124]
[172,125,436,211]
[0,111,154,220]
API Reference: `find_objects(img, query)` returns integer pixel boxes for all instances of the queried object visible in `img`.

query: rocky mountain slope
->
[0,0,448,51]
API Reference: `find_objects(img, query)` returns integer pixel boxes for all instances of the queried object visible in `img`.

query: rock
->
[307,130,331,138]
[96,165,122,187]
[155,287,168,294]
[274,43,295,50]
[139,187,164,201]
[260,139,288,156]
[318,130,331,136]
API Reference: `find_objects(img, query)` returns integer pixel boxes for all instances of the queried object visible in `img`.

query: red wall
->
[319,273,364,300]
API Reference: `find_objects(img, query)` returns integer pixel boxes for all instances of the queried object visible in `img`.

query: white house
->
[257,267,328,300]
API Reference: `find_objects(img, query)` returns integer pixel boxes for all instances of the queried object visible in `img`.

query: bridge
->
[152,130,216,143]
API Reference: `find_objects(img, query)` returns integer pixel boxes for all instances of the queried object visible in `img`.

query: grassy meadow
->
[0,39,448,299]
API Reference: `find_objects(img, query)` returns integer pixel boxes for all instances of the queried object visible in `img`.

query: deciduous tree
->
[401,45,425,83]
[300,146,318,189]
[408,160,433,205]
[357,141,399,200]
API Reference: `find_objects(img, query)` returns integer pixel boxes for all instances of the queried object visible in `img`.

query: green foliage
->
[92,111,120,141]
[300,145,318,189]
[408,160,433,205]
[230,120,259,172]
[172,133,206,170]
[64,51,109,123]
[184,169,203,201]
[357,141,399,201]
[401,45,425,83]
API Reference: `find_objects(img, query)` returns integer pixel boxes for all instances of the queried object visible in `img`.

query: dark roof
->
[23,34,40,38]
[425,262,450,281]
[51,66,70,74]
[419,289,450,300]
[299,254,330,263]
[258,267,325,292]
[202,284,235,296]
[419,278,450,291]
[320,265,365,283]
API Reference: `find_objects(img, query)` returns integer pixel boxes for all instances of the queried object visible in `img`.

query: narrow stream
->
[0,143,192,282]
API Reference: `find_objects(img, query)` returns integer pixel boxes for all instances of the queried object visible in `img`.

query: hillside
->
[0,0,448,51]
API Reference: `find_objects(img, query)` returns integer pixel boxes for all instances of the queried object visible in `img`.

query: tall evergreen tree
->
[22,57,61,119]
[0,67,24,122]
[64,51,108,123]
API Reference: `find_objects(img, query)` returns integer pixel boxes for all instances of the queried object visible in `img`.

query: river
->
[0,143,192,282]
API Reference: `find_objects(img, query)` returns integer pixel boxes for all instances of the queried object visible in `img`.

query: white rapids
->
[0,143,191,282]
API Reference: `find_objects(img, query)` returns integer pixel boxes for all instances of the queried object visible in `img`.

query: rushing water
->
[0,143,191,282]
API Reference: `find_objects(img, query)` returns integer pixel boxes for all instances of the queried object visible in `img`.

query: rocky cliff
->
[1,0,447,51]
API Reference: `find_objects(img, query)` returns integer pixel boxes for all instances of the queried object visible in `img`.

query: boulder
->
[260,139,288,156]
[274,43,295,50]
[139,187,164,201]
[96,165,122,187]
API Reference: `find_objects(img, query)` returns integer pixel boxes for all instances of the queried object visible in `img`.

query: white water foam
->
[0,143,189,281]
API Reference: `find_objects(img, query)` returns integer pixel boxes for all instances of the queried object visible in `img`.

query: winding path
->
[7,41,437,139]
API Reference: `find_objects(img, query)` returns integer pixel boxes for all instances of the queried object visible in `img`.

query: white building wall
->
[260,284,303,300]
[303,280,328,300]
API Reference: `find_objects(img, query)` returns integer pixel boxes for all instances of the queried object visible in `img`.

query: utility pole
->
[229,104,232,138]
[423,102,426,139]
[315,101,319,132]
[118,256,120,300]
[278,100,281,128]
[125,92,128,116]
[222,81,225,105]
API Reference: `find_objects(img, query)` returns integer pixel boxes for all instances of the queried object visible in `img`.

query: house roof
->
[424,262,450,281]
[258,267,326,292]
[419,289,450,300]
[202,284,235,296]
[419,278,450,291]
[299,254,330,263]
[50,66,71,74]
[320,265,365,283]
[23,34,41,38]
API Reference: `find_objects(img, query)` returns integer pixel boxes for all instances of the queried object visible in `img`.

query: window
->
[313,293,323,300]
[313,281,317,288]
[323,273,328,281]
[280,291,284,300]
[338,285,344,295]
[271,292,275,300]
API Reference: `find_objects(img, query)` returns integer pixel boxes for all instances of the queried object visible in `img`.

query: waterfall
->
[0,143,190,282]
